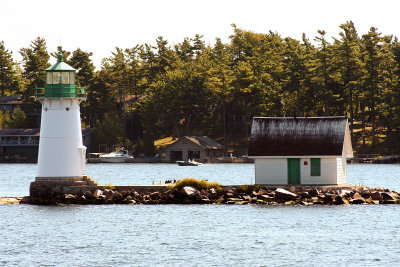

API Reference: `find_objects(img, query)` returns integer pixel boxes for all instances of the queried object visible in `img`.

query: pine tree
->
[0,41,19,97]
[19,37,50,102]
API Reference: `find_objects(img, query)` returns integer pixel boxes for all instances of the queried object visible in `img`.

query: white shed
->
[248,117,353,185]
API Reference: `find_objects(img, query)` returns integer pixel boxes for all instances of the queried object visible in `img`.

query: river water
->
[1,163,400,266]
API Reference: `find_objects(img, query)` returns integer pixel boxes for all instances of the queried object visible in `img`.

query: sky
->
[1,0,400,68]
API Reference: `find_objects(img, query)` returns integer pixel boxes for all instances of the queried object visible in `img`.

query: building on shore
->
[165,136,226,163]
[0,128,93,162]
[248,116,353,185]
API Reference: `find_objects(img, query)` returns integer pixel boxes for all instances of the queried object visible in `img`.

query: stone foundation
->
[30,176,99,199]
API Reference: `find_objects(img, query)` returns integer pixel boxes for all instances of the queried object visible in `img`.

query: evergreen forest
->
[1,22,400,155]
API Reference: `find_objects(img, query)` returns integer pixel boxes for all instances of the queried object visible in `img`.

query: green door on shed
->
[287,158,300,184]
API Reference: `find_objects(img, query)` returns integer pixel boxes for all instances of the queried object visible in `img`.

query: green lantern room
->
[35,54,86,99]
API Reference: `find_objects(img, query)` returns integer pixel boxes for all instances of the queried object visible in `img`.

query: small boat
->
[100,149,133,163]
[176,160,203,166]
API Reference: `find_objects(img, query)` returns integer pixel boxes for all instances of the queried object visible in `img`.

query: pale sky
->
[1,0,399,68]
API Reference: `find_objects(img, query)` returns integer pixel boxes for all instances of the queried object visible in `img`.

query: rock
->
[84,191,95,200]
[242,195,252,200]
[323,194,335,204]
[308,188,319,197]
[299,192,310,199]
[337,189,352,197]
[351,198,365,204]
[181,186,199,197]
[114,191,123,201]
[289,186,296,193]
[103,189,112,195]
[333,196,346,205]
[208,188,217,194]
[371,191,382,200]
[253,189,268,196]
[381,192,395,200]
[352,192,364,200]
[93,189,103,198]
[149,191,161,200]
[64,194,77,199]
[225,192,234,198]
[122,195,133,203]
[361,191,371,199]
[275,188,297,201]
[130,190,140,198]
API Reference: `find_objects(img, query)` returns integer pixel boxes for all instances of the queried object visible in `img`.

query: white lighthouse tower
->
[32,54,89,196]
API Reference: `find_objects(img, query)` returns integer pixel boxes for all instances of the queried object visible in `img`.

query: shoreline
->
[2,184,400,206]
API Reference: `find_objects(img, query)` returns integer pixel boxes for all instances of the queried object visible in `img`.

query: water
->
[1,163,400,197]
[1,163,400,266]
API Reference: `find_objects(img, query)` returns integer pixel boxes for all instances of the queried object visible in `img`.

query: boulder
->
[122,195,133,203]
[352,192,364,200]
[361,191,371,199]
[84,191,95,200]
[371,191,382,200]
[242,195,252,200]
[225,192,235,198]
[130,190,140,198]
[351,198,365,204]
[337,189,352,197]
[333,195,346,205]
[149,191,161,200]
[103,189,112,195]
[381,192,395,200]
[308,188,319,197]
[64,194,77,199]
[181,186,199,197]
[93,189,103,198]
[113,191,123,201]
[323,194,335,204]
[299,192,310,199]
[275,188,297,201]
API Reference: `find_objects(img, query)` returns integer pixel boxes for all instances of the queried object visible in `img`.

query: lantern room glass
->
[52,72,60,84]
[62,72,69,84]
[69,72,75,84]
[46,73,52,84]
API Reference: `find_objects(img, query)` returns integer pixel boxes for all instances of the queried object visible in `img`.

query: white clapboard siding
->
[255,158,287,184]
[301,158,338,185]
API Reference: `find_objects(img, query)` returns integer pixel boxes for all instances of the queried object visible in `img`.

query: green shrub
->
[103,183,115,190]
[168,177,221,191]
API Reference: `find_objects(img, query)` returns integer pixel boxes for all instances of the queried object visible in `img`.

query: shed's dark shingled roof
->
[185,136,225,149]
[167,136,225,150]
[248,117,348,156]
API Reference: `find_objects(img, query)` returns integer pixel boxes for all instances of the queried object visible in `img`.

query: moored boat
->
[100,150,133,163]
[176,160,203,166]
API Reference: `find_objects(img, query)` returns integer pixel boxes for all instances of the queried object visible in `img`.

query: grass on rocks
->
[168,177,221,191]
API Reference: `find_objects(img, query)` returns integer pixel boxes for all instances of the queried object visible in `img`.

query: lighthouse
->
[30,54,92,198]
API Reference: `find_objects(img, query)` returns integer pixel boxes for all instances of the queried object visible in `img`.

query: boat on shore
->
[176,160,203,166]
[100,150,133,163]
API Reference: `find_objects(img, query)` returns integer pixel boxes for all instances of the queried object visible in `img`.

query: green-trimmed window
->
[310,158,321,176]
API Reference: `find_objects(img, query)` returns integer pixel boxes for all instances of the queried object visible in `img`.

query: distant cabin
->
[248,117,353,185]
[165,136,226,163]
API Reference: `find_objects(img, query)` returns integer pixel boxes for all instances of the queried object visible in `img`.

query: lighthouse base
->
[30,176,99,200]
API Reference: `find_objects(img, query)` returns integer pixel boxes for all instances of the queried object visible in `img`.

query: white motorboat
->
[100,150,133,163]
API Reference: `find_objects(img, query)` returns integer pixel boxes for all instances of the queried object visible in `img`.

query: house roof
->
[167,136,225,150]
[0,96,23,105]
[0,128,40,136]
[0,128,93,137]
[248,116,352,157]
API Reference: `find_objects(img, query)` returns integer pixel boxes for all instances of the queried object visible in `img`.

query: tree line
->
[1,21,400,155]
